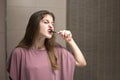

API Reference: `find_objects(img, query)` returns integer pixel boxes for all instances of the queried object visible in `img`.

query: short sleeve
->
[7,48,22,80]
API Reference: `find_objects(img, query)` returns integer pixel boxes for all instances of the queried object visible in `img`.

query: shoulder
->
[55,43,68,53]
[11,47,27,57]
[55,43,75,61]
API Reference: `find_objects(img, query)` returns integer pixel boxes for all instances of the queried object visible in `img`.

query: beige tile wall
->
[7,0,67,56]
[0,0,6,80]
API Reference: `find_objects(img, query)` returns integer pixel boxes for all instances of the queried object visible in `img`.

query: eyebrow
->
[42,19,54,23]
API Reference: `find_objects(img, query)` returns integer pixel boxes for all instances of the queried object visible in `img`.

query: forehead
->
[42,14,53,21]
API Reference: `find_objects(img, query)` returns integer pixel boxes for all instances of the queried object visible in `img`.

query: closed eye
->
[44,21,49,24]
[41,19,55,26]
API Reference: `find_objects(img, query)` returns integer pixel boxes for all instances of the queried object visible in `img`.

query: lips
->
[48,29,53,34]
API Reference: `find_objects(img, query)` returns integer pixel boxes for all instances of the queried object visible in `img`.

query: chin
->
[46,36,52,39]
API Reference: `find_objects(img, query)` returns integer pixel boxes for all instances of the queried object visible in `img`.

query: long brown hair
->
[17,10,58,70]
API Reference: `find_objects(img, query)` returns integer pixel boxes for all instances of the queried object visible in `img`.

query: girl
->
[7,10,87,80]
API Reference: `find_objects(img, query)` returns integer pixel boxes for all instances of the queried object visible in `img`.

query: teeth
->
[48,29,52,32]
[48,29,56,33]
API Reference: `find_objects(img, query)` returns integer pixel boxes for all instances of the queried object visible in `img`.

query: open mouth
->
[48,29,56,33]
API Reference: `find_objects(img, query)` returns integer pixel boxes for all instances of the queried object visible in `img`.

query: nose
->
[48,23,54,29]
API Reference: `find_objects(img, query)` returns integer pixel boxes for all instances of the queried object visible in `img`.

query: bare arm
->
[67,39,87,67]
[58,30,87,67]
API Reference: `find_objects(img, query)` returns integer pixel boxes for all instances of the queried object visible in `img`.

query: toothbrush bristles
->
[49,30,56,33]
[52,30,56,33]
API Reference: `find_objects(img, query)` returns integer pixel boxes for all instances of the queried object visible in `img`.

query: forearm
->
[58,30,87,67]
[67,39,87,67]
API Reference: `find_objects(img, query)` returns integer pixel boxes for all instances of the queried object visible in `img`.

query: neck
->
[33,37,46,50]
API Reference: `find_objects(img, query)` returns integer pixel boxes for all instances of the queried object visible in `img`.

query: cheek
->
[39,24,44,30]
[39,25,47,34]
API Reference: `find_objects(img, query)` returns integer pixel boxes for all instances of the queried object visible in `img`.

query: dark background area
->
[67,0,120,80]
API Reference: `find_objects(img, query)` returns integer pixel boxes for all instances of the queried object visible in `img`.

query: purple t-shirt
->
[7,44,76,80]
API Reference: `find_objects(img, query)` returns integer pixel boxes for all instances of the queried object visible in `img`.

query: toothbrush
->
[49,29,56,33]
[51,30,56,33]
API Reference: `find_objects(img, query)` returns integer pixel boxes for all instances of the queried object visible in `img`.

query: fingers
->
[57,30,72,41]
